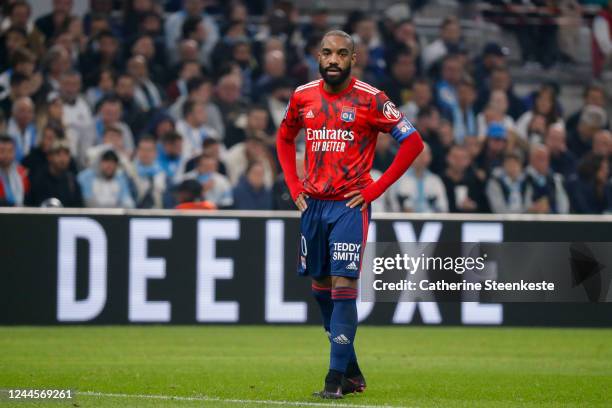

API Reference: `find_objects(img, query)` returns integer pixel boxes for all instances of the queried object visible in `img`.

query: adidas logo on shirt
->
[346,261,358,270]
[305,110,315,119]
[332,334,351,345]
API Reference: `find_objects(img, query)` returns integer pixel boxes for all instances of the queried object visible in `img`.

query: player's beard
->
[319,63,352,86]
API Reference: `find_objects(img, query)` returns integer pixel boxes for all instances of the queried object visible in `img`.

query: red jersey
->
[277,77,416,200]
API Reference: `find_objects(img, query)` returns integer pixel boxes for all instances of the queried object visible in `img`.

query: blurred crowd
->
[0,0,611,214]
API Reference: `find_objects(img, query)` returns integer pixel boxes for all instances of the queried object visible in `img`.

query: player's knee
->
[331,276,357,289]
[312,277,332,289]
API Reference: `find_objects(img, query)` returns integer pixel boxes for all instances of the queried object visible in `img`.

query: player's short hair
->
[321,30,355,53]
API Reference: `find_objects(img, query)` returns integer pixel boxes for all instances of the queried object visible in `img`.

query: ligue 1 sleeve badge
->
[341,106,356,122]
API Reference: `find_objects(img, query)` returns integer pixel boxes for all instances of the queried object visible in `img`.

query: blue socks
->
[329,287,358,374]
[311,282,333,335]
[312,283,360,375]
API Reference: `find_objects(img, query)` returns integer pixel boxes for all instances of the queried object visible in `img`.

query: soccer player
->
[276,30,424,399]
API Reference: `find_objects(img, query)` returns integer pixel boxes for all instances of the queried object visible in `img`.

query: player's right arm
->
[276,92,307,211]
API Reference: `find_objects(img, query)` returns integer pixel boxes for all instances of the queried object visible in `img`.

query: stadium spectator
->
[78,148,134,208]
[524,144,570,214]
[176,100,219,159]
[213,73,248,132]
[35,0,75,44]
[114,73,148,136]
[379,48,417,107]
[592,0,612,77]
[566,153,612,213]
[415,106,444,169]
[26,139,82,207]
[85,68,115,108]
[225,104,272,149]
[122,0,158,39]
[545,123,577,178]
[94,95,135,156]
[380,3,413,45]
[173,178,216,210]
[182,152,233,208]
[232,160,273,210]
[475,67,525,120]
[273,152,303,210]
[565,83,607,138]
[435,54,464,115]
[262,78,293,132]
[252,49,287,100]
[0,47,38,102]
[400,78,432,123]
[422,16,463,73]
[352,16,386,78]
[130,33,166,86]
[473,42,508,96]
[301,2,330,40]
[59,70,94,162]
[385,19,422,71]
[6,96,36,161]
[486,151,529,214]
[157,130,185,183]
[0,134,29,206]
[127,55,163,112]
[86,126,133,174]
[567,105,609,158]
[1,1,45,56]
[181,14,215,67]
[448,78,477,143]
[169,76,224,139]
[225,134,275,188]
[228,39,257,97]
[183,137,227,174]
[592,129,612,163]
[476,90,517,138]
[0,26,29,72]
[516,85,564,143]
[146,111,175,141]
[165,59,202,104]
[80,30,122,88]
[373,133,395,173]
[165,0,219,65]
[132,136,166,209]
[392,143,449,212]
[0,73,31,119]
[22,123,76,179]
[442,144,488,213]
[476,123,509,176]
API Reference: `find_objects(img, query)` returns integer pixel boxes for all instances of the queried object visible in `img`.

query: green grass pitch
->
[0,326,611,407]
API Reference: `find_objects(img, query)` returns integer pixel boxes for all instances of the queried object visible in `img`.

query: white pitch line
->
[79,391,412,408]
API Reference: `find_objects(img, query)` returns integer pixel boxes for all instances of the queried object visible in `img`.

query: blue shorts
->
[297,198,371,279]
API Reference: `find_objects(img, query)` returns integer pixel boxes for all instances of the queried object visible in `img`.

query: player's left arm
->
[345,92,424,209]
